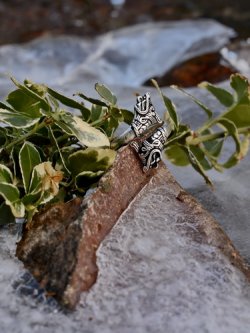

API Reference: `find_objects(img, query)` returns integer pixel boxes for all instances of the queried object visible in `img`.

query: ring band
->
[112,92,171,171]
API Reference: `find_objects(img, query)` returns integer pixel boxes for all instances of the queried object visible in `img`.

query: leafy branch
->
[152,74,250,185]
[0,74,249,225]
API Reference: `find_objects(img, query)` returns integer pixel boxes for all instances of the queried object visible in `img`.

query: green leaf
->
[11,146,21,179]
[47,87,91,120]
[48,126,70,174]
[68,148,116,176]
[120,109,134,125]
[6,89,42,118]
[0,128,7,147]
[57,115,110,147]
[190,146,212,171]
[28,167,42,194]
[217,118,241,154]
[75,170,104,189]
[0,183,25,217]
[203,139,224,158]
[75,92,108,107]
[0,101,14,111]
[0,109,40,128]
[199,82,234,107]
[110,107,124,121]
[161,95,178,129]
[95,83,117,105]
[223,135,250,169]
[152,79,179,129]
[101,116,119,137]
[10,77,49,112]
[19,142,41,193]
[0,203,15,225]
[213,118,244,169]
[182,146,212,186]
[24,80,47,97]
[223,104,250,128]
[90,104,106,122]
[36,191,55,206]
[165,126,191,146]
[47,94,60,110]
[22,191,42,207]
[28,133,51,146]
[165,144,190,166]
[230,74,249,104]
[223,155,238,169]
[172,85,213,119]
[0,164,13,183]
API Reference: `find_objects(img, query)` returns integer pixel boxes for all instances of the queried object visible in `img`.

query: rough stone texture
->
[79,171,250,333]
[16,198,82,302]
[0,20,250,331]
[1,148,250,332]
[16,146,157,309]
[16,145,250,310]
[111,82,250,264]
[0,19,234,91]
[174,189,250,280]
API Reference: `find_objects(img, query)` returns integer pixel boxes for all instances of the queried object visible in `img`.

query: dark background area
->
[0,0,249,45]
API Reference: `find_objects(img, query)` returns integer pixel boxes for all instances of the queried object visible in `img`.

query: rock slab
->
[16,146,157,308]
[0,19,234,90]
[16,146,249,310]
[0,145,250,332]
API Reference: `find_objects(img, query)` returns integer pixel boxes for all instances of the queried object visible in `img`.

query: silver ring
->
[131,126,169,172]
[112,92,171,171]
[130,92,170,172]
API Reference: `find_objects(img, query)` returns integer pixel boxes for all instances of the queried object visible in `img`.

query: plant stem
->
[57,133,70,143]
[4,119,50,150]
[187,127,250,145]
[196,117,219,135]
[90,114,110,127]
[196,103,241,134]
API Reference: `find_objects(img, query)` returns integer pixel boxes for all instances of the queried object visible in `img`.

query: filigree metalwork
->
[131,92,162,137]
[130,126,168,172]
[130,92,169,172]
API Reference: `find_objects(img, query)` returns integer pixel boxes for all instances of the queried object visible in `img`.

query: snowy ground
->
[0,20,250,332]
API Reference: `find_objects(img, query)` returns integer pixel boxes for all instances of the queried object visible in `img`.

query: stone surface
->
[66,20,234,87]
[15,145,250,311]
[16,147,158,309]
[16,198,83,303]
[1,152,250,332]
[110,82,250,264]
[0,20,250,332]
[0,19,234,91]
[145,52,236,87]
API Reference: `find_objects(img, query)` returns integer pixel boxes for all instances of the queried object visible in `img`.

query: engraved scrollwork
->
[130,92,169,172]
[131,126,168,172]
[131,92,162,137]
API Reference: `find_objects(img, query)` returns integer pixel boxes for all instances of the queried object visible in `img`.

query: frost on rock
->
[79,170,250,333]
[0,19,234,91]
[1,163,250,333]
[0,19,249,333]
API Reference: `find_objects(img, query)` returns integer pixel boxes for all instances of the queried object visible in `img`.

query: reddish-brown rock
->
[16,145,250,309]
[16,146,158,308]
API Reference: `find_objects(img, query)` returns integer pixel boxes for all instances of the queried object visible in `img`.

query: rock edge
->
[16,146,250,309]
